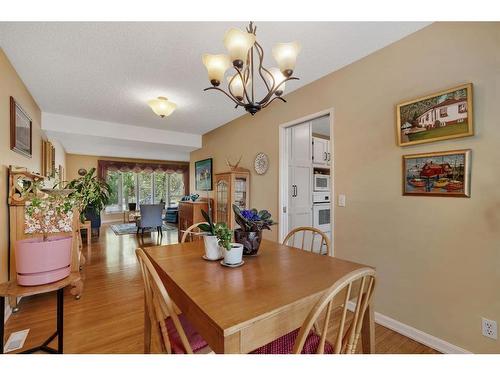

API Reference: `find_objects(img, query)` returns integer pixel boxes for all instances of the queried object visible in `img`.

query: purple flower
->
[241,210,260,221]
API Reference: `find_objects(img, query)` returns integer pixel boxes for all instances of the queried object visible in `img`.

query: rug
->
[110,222,177,235]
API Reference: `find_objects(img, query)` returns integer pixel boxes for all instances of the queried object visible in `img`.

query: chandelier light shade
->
[267,67,286,96]
[202,22,300,116]
[223,28,256,69]
[227,74,250,101]
[202,54,231,87]
[147,97,177,118]
[272,42,302,77]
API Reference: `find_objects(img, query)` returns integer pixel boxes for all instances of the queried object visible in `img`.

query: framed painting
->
[402,149,471,197]
[195,158,213,191]
[396,83,473,147]
[10,96,33,157]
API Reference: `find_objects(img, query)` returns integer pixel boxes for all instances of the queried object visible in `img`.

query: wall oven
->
[312,192,331,233]
[313,173,330,192]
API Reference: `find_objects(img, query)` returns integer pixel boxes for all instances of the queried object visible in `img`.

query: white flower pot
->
[203,235,221,260]
[223,243,244,265]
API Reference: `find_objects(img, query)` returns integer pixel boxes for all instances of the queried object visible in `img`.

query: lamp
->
[223,28,256,69]
[202,54,231,87]
[202,22,301,116]
[272,42,301,77]
[147,97,177,118]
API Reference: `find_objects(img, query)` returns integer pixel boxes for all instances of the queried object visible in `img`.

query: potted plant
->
[198,209,222,260]
[214,223,243,265]
[233,204,276,256]
[65,168,111,232]
[16,189,77,286]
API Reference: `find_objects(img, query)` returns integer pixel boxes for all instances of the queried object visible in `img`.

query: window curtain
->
[97,159,190,196]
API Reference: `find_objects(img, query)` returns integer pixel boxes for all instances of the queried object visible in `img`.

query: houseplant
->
[17,188,77,286]
[65,168,111,231]
[198,209,222,260]
[233,204,276,256]
[214,223,243,265]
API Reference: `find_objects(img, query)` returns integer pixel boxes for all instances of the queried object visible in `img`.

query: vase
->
[234,229,263,256]
[203,235,222,260]
[15,235,72,286]
[223,243,244,265]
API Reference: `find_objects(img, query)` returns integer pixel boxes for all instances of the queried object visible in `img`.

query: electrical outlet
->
[482,317,497,340]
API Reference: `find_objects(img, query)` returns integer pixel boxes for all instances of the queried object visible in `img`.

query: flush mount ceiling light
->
[202,22,301,116]
[147,96,177,118]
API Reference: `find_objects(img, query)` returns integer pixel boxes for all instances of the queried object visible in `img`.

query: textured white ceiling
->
[0,22,430,137]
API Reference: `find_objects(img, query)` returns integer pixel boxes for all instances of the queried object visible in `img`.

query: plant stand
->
[0,272,80,354]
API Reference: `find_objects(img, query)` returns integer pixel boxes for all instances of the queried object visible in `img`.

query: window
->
[105,171,185,212]
[439,107,448,117]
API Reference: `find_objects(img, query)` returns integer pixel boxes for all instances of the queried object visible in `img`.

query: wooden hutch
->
[178,199,213,242]
[214,168,250,229]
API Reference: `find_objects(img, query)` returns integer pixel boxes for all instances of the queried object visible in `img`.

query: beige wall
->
[0,49,44,283]
[190,22,500,353]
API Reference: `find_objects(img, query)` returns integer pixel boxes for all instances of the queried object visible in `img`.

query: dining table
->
[144,239,375,354]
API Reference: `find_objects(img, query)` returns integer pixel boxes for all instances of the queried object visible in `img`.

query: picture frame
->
[195,158,213,191]
[396,83,473,147]
[402,149,471,197]
[10,96,33,157]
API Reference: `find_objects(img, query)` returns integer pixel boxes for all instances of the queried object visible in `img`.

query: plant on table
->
[214,223,232,251]
[232,204,276,256]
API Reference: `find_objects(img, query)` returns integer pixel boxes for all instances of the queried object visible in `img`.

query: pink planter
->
[15,235,72,286]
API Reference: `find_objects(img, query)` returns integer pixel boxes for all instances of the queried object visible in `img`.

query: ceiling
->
[0,22,430,159]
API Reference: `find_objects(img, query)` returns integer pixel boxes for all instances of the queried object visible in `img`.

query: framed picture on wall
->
[10,96,32,157]
[396,83,473,146]
[195,158,213,191]
[402,149,471,197]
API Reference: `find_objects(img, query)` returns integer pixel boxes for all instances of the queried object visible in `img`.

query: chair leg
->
[142,228,145,236]
[137,226,140,235]
[159,227,163,237]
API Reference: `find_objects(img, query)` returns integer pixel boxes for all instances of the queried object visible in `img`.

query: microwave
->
[313,173,330,192]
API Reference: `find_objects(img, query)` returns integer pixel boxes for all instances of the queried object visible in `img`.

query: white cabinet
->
[312,136,331,166]
[288,122,312,230]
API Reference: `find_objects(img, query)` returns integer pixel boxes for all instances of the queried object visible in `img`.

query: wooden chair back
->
[292,267,376,354]
[282,226,331,255]
[136,248,194,354]
[181,222,208,243]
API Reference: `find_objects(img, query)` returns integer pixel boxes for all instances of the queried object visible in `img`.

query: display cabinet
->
[214,169,250,229]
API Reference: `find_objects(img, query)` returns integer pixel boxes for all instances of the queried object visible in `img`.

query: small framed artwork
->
[10,96,32,157]
[195,158,213,191]
[396,83,473,147]
[402,149,471,197]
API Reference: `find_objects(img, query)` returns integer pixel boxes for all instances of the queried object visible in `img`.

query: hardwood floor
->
[3,224,439,354]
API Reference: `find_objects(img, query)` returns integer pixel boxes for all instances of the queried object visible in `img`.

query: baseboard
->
[346,301,471,354]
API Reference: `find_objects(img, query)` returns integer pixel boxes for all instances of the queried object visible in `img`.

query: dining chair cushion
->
[250,328,334,354]
[165,313,209,354]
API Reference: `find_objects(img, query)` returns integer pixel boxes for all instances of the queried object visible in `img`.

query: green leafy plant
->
[65,167,111,222]
[214,223,232,251]
[198,209,215,235]
[232,204,276,232]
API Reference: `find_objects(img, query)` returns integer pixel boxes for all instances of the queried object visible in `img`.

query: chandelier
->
[202,22,301,115]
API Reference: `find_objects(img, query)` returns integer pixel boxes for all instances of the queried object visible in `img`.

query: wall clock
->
[254,152,269,175]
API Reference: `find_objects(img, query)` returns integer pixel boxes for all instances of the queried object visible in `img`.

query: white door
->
[288,122,312,233]
[326,140,332,166]
[312,137,328,166]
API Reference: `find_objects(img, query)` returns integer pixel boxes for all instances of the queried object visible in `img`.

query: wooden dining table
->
[145,239,375,354]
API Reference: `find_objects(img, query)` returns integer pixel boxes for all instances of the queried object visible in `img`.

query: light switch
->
[338,194,346,207]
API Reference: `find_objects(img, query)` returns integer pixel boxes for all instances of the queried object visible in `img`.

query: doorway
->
[278,109,334,256]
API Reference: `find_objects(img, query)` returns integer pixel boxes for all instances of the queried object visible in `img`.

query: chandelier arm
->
[262,96,287,108]
[204,86,244,106]
[258,76,299,105]
[254,41,273,92]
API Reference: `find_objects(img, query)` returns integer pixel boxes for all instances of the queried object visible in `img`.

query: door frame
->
[278,108,335,256]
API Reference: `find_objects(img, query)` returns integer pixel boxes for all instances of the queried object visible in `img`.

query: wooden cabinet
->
[214,170,250,229]
[178,200,212,243]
